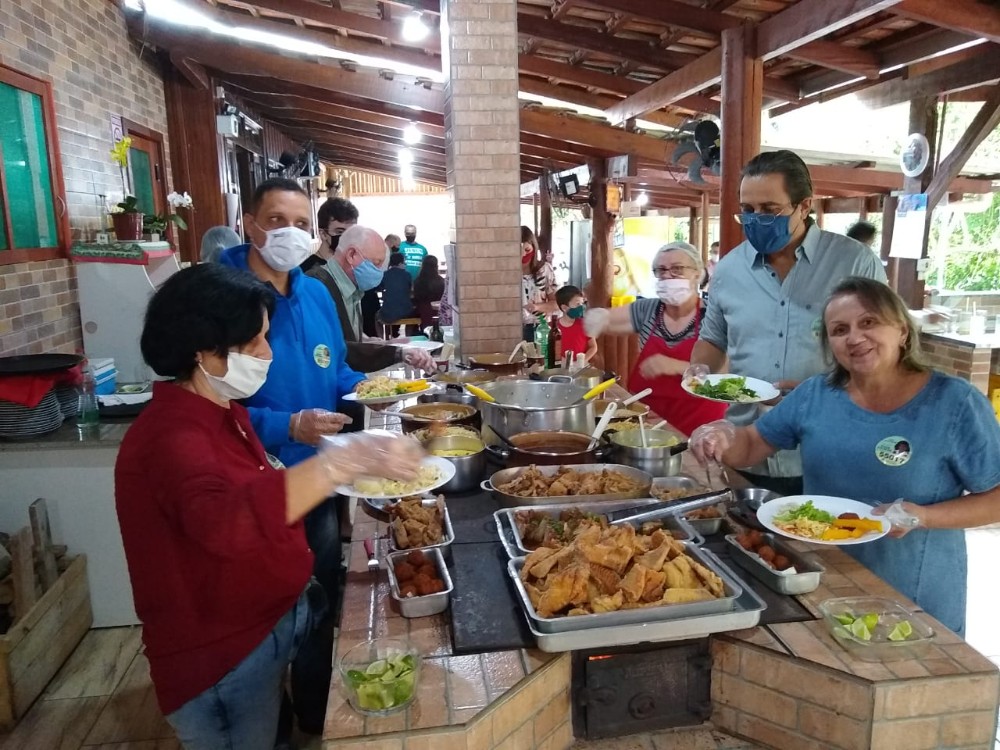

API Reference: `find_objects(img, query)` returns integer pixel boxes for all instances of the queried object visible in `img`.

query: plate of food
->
[343,376,437,404]
[335,456,456,499]
[682,374,779,404]
[756,496,889,546]
[388,340,444,352]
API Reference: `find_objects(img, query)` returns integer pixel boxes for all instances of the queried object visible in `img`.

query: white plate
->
[389,340,444,352]
[334,456,456,499]
[682,374,780,404]
[342,384,437,405]
[756,495,890,546]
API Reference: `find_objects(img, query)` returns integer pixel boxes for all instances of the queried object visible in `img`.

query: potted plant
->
[143,210,188,242]
[108,137,143,241]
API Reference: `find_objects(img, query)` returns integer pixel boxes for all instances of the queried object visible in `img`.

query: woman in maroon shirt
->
[116,264,422,750]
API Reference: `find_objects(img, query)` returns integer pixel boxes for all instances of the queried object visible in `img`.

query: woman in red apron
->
[585,242,726,436]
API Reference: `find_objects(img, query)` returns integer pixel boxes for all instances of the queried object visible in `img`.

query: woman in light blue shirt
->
[692,278,1000,635]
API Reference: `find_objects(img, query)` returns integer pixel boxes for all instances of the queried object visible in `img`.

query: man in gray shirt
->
[691,150,887,494]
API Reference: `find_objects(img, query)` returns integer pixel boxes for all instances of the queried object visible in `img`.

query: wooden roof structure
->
[125,0,1000,208]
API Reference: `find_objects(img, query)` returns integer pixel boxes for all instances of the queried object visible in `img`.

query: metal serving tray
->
[387,547,453,618]
[482,463,652,508]
[509,543,744,634]
[493,502,701,559]
[522,575,767,652]
[724,533,825,595]
[650,476,728,535]
[387,497,454,560]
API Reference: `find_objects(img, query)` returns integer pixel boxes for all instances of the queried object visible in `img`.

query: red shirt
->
[115,382,312,714]
[557,317,592,361]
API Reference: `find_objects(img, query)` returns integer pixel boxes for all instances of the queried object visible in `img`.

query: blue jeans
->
[167,589,312,750]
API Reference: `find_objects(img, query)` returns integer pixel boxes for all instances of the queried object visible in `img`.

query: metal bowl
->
[595,400,650,421]
[732,488,782,512]
[418,392,482,429]
[486,430,611,467]
[609,431,685,477]
[397,403,478,434]
[431,369,495,387]
[426,435,486,493]
[469,353,525,375]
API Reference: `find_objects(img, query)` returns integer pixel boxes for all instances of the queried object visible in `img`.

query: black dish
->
[0,353,83,376]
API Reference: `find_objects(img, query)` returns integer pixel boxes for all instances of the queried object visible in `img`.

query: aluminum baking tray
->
[724,533,825,595]
[386,547,453,618]
[493,502,701,559]
[509,543,744,634]
[482,463,652,508]
[387,497,454,560]
[517,550,766,652]
[650,476,728,535]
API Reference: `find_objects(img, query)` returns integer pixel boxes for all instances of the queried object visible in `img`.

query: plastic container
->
[338,638,421,715]
[819,596,935,662]
[76,366,100,435]
[386,547,452,618]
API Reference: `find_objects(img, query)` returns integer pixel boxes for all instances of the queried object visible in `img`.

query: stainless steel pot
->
[418,393,483,430]
[533,366,607,391]
[478,380,595,445]
[484,430,611,467]
[431,369,496,387]
[426,435,487,493]
[468,353,525,376]
[397,403,478,435]
[609,430,686,476]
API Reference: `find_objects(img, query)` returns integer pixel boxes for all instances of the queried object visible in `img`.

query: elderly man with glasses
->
[690,149,885,495]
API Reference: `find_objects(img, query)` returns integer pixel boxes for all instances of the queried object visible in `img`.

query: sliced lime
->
[850,619,872,641]
[888,621,913,642]
[834,613,855,626]
[365,659,389,676]
[345,669,367,688]
[862,613,879,631]
[356,682,385,710]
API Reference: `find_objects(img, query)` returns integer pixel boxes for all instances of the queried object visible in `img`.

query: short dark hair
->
[556,285,583,308]
[846,221,877,244]
[251,178,307,213]
[741,150,813,205]
[389,252,406,268]
[141,264,275,380]
[317,197,359,230]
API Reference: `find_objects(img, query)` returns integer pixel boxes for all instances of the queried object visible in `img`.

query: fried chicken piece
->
[661,558,688,590]
[524,582,542,610]
[529,545,575,579]
[547,478,571,496]
[536,562,589,617]
[690,559,726,598]
[578,541,633,575]
[663,588,714,604]
[588,563,621,595]
[591,590,624,613]
[637,540,673,572]
[568,607,589,616]
[522,546,558,581]
[642,569,667,602]
[620,563,649,603]
[577,471,604,496]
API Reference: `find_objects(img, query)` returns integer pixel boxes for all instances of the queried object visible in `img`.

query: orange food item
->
[417,564,437,578]
[414,573,436,596]
[394,562,416,582]
[838,512,860,520]
[757,545,776,564]
[407,550,428,567]
[772,555,790,571]
[400,583,418,598]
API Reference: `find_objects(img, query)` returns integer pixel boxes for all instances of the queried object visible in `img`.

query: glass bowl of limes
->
[819,597,935,662]
[339,639,421,715]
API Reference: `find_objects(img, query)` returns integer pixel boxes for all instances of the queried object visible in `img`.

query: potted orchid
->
[108,137,143,241]
[144,192,192,241]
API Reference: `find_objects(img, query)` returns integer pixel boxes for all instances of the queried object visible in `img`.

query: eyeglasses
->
[734,206,794,226]
[653,265,696,279]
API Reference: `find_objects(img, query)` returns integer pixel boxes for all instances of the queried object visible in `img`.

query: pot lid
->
[481,379,590,410]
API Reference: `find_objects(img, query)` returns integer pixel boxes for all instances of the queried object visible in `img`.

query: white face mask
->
[199,351,271,401]
[656,278,695,306]
[255,225,313,272]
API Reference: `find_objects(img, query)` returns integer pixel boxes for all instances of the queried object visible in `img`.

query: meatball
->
[746,530,764,548]
[736,534,754,551]
[394,561,416,582]
[839,512,860,520]
[414,573,436,596]
[757,545,776,565]
[400,583,418,598]
[407,550,428,567]
[417,563,437,579]
[772,555,791,571]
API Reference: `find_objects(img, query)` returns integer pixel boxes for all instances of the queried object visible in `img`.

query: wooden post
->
[539,172,552,258]
[688,206,699,247]
[29,499,58,591]
[589,158,613,309]
[701,191,711,261]
[719,21,762,256]
[879,195,898,265]
[887,96,938,309]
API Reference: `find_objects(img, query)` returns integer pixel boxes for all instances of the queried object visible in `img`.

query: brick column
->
[440,0,523,356]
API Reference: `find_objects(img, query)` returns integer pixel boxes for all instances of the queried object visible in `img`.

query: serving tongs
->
[608,488,733,526]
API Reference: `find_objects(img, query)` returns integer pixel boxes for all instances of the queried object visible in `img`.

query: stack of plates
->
[0,391,64,439]
[54,385,79,419]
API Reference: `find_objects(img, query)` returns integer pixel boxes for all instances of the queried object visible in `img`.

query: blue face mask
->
[352,258,384,291]
[567,304,586,320]
[742,213,793,256]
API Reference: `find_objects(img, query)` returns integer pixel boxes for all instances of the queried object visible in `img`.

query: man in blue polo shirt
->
[691,150,887,495]
[399,223,428,279]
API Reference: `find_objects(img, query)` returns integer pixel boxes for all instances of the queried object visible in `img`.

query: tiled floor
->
[2,526,999,750]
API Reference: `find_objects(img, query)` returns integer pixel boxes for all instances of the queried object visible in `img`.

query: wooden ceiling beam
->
[853,46,1000,108]
[575,0,740,36]
[240,0,440,46]
[314,144,445,173]
[520,109,672,162]
[604,47,723,123]
[520,132,618,158]
[551,0,580,21]
[281,127,445,162]
[786,39,882,79]
[169,53,210,89]
[757,0,905,61]
[326,158,445,184]
[265,114,446,149]
[925,86,1000,207]
[516,77,690,128]
[894,0,1000,45]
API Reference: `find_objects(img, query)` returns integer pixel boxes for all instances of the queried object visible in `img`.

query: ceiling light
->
[398,149,414,166]
[402,12,429,43]
[403,123,422,145]
[636,192,649,206]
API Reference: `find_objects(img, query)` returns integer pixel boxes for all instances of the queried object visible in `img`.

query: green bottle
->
[534,313,551,368]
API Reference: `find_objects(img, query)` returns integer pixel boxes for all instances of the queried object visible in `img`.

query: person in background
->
[117,263,422,749]
[300,197,359,274]
[199,226,241,264]
[399,224,428,279]
[554,285,597,364]
[521,226,556,341]
[385,233,401,252]
[691,278,1000,636]
[413,255,445,329]
[585,242,726,435]
[847,220,878,249]
[378,252,415,335]
[687,150,887,495]
[537,244,557,301]
[308,225,436,374]
[218,178,366,737]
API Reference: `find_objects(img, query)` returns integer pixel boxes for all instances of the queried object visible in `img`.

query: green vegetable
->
[692,376,758,401]
[346,652,418,711]
[774,500,836,525]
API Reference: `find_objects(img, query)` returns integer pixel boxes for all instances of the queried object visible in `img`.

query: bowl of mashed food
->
[398,402,478,434]
[426,434,486,493]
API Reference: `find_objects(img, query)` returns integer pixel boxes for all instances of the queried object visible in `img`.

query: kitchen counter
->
[325,444,999,750]
[920,328,1000,349]
[0,419,131,451]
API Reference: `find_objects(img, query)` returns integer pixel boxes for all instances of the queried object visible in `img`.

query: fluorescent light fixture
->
[636,192,649,206]
[517,91,677,134]
[402,12,430,43]
[403,123,422,145]
[125,0,444,82]
[398,149,414,166]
